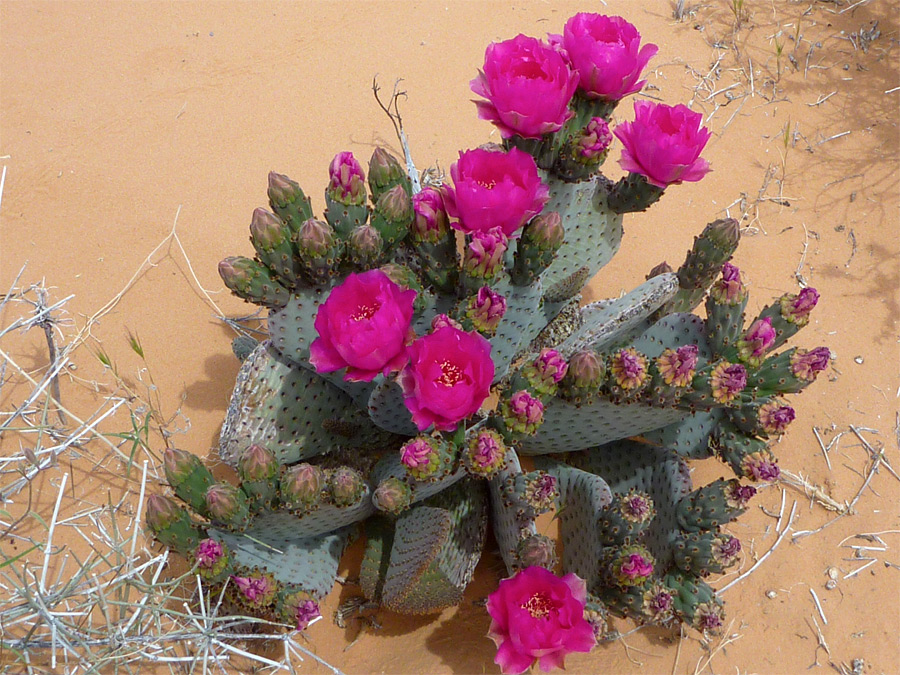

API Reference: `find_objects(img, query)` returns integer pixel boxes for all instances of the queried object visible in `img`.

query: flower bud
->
[267,171,305,209]
[411,187,450,243]
[327,151,367,206]
[737,317,776,366]
[706,217,740,249]
[376,184,413,224]
[790,347,831,381]
[348,223,383,262]
[503,390,545,435]
[523,211,564,251]
[218,256,255,293]
[232,574,276,607]
[205,482,242,522]
[575,117,613,162]
[368,147,406,194]
[464,429,507,478]
[238,444,278,483]
[564,350,605,390]
[329,467,365,507]
[464,227,508,279]
[521,471,558,513]
[431,313,463,331]
[524,348,568,395]
[163,447,202,485]
[372,477,412,515]
[280,463,324,510]
[709,262,747,305]
[295,218,335,258]
[146,494,182,531]
[610,545,655,586]
[465,287,507,335]
[620,490,655,524]
[656,344,699,388]
[250,207,286,251]
[781,287,819,326]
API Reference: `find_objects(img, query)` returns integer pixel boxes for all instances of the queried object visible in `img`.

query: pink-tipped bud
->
[267,171,302,208]
[464,227,508,279]
[710,361,747,404]
[611,348,649,391]
[250,207,286,251]
[466,287,507,335]
[411,187,450,243]
[522,471,558,513]
[565,350,605,390]
[431,313,463,331]
[465,429,507,478]
[656,344,699,387]
[781,287,819,326]
[146,494,181,531]
[327,151,367,206]
[376,184,413,223]
[790,347,831,381]
[738,317,776,365]
[373,477,412,514]
[536,349,569,384]
[503,390,545,435]
[576,117,613,162]
[349,223,383,257]
[612,545,655,586]
[218,256,254,293]
[710,262,747,305]
[163,447,202,485]
[281,463,324,509]
[368,147,405,192]
[524,211,564,251]
[205,483,241,521]
[400,437,435,471]
[758,400,795,435]
[238,444,278,482]
[296,218,335,258]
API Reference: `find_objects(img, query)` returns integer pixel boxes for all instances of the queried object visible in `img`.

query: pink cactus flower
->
[399,437,434,470]
[557,13,658,101]
[309,269,417,382]
[444,147,549,237]
[536,349,569,384]
[326,151,366,205]
[782,287,820,324]
[431,313,463,331]
[471,34,578,139]
[711,262,747,305]
[195,539,224,569]
[293,599,320,631]
[399,325,494,432]
[614,100,711,188]
[466,286,507,334]
[466,429,507,477]
[620,553,654,580]
[486,566,595,674]
[504,390,545,435]
[464,227,509,279]
[232,575,274,605]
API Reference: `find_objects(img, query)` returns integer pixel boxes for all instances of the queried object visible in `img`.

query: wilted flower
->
[758,400,796,435]
[710,262,747,305]
[709,361,747,404]
[781,287,819,326]
[656,344,699,387]
[610,348,648,391]
[790,347,831,381]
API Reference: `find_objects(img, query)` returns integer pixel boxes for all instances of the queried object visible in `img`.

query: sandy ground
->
[1,1,898,673]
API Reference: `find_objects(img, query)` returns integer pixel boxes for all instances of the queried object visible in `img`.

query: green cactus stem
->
[606,172,665,214]
[146,494,203,554]
[511,211,564,285]
[597,489,656,544]
[218,256,291,308]
[676,479,754,532]
[267,171,314,231]
[163,447,215,516]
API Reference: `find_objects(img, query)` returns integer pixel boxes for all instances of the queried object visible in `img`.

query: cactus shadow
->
[183,351,242,413]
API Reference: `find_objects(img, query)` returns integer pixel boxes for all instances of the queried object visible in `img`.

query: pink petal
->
[494,640,536,675]
[308,337,345,373]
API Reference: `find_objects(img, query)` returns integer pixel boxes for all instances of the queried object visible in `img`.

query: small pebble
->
[825,580,837,590]
[854,356,864,364]
[826,566,839,580]
[766,590,777,598]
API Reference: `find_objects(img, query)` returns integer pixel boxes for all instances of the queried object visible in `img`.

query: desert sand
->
[1,1,898,673]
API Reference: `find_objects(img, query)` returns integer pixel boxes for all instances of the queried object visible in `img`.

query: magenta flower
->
[195,539,224,569]
[399,437,434,471]
[445,147,549,237]
[326,151,366,206]
[503,390,545,435]
[620,554,653,580]
[309,269,416,382]
[559,13,658,101]
[293,599,320,631]
[463,227,509,279]
[486,566,595,674]
[471,34,578,140]
[465,428,507,478]
[399,325,494,432]
[614,100,711,188]
[576,117,613,161]
[232,574,275,607]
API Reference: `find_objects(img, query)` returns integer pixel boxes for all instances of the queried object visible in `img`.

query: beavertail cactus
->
[149,9,831,673]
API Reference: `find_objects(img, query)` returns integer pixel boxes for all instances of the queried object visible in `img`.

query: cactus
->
[148,10,832,662]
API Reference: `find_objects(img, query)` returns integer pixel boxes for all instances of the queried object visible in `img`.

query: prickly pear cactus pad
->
[144,8,835,674]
